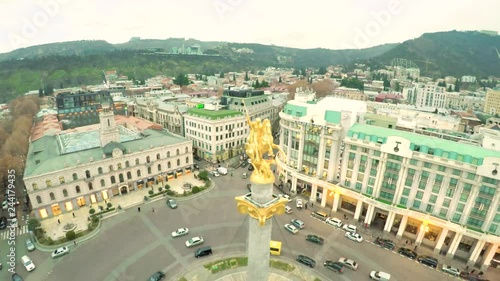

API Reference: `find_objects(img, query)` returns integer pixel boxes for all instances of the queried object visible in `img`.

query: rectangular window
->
[412,200,421,209]
[429,195,437,203]
[426,204,434,213]
[467,173,475,180]
[399,197,408,206]
[403,188,411,196]
[442,199,451,207]
[452,169,461,176]
[438,165,446,172]
[424,162,432,168]
[452,213,461,223]
[416,191,424,199]
[410,159,418,166]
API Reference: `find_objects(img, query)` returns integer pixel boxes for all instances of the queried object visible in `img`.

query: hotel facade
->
[277,97,500,270]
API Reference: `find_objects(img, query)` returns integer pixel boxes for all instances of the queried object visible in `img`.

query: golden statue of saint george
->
[244,105,285,184]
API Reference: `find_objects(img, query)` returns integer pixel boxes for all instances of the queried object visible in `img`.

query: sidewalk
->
[38,173,205,242]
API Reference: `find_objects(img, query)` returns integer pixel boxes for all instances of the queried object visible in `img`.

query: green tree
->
[257,71,264,75]
[317,67,327,75]
[395,82,401,92]
[66,230,76,240]
[192,186,200,193]
[27,218,41,232]
[448,85,453,92]
[278,76,282,83]
[254,79,260,88]
[198,170,209,181]
[244,71,249,81]
[220,72,224,78]
[292,69,300,76]
[455,80,460,92]
[174,73,189,87]
[233,73,236,81]
[38,88,43,97]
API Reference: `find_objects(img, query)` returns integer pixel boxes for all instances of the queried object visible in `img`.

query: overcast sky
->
[0,0,498,54]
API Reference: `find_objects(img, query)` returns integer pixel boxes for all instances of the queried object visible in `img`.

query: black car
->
[166,199,177,209]
[0,216,7,230]
[398,247,417,259]
[324,260,344,273]
[248,165,254,171]
[306,234,324,245]
[193,164,200,170]
[241,161,249,168]
[417,255,438,268]
[12,273,24,281]
[148,271,165,281]
[296,255,316,268]
[375,238,395,250]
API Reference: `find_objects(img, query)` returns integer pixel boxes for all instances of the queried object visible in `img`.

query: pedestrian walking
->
[152,207,155,212]
[57,219,60,224]
[414,245,417,251]
[138,207,141,212]
[311,202,314,207]
[305,204,308,209]
[74,241,77,245]
[405,240,408,245]
[72,212,75,218]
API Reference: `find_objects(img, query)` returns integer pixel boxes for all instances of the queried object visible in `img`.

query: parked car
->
[211,171,220,177]
[305,234,324,245]
[279,194,292,202]
[148,271,166,281]
[193,164,200,170]
[12,273,24,281]
[284,223,298,234]
[248,165,254,171]
[21,255,35,272]
[311,211,329,221]
[342,224,357,233]
[324,260,344,273]
[338,257,358,270]
[0,216,7,230]
[442,265,460,276]
[171,228,189,238]
[285,206,292,214]
[375,238,396,250]
[51,246,69,258]
[185,236,204,248]
[398,247,417,259]
[25,238,35,251]
[369,271,391,280]
[166,199,177,209]
[296,255,316,268]
[417,255,438,268]
[345,232,363,242]
[295,199,303,209]
[291,219,305,229]
[325,217,343,228]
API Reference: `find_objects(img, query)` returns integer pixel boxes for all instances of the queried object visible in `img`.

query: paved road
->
[0,165,465,281]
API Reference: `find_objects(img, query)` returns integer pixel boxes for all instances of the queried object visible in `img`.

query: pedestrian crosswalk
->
[0,225,29,240]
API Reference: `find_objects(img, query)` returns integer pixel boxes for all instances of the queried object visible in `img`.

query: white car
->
[285,206,292,214]
[280,194,292,202]
[171,228,189,238]
[211,171,220,177]
[342,224,357,233]
[442,265,460,276]
[338,257,358,270]
[21,255,35,272]
[185,236,204,248]
[345,232,363,242]
[326,217,343,228]
[284,223,298,234]
[296,199,303,209]
[51,246,70,258]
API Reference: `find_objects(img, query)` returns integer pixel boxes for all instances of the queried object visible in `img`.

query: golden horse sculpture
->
[245,113,285,184]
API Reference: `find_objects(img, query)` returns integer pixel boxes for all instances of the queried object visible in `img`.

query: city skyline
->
[1,0,499,54]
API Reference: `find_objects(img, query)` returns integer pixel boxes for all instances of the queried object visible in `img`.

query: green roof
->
[348,123,500,164]
[186,108,243,120]
[24,129,190,178]
[283,104,308,117]
[324,110,341,123]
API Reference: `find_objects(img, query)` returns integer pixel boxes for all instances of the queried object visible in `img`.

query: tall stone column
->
[247,182,273,281]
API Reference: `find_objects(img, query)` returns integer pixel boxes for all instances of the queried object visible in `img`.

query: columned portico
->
[415,224,427,246]
[364,204,375,226]
[310,184,318,202]
[321,189,327,207]
[433,228,449,254]
[396,215,408,239]
[446,233,463,259]
[467,240,486,266]
[354,200,363,220]
[481,243,499,271]
[331,193,340,212]
[291,176,297,194]
[383,211,396,232]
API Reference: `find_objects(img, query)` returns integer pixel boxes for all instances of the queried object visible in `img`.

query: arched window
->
[88,182,93,190]
[156,153,160,160]
[117,163,122,169]
[177,159,180,166]
[100,179,105,187]
[111,176,116,184]
[98,167,103,174]
[32,183,38,190]
[46,179,52,187]
[36,196,42,204]
[72,173,78,180]
[186,157,189,164]
[168,162,171,168]
[147,167,152,174]
[63,189,68,197]
[167,151,171,158]
[135,158,140,165]
[176,149,180,155]
[109,164,113,171]
[185,147,189,154]
[59,176,65,184]
[137,170,141,177]
[125,161,130,167]
[76,185,81,193]
[127,171,132,180]
[146,156,151,163]
[158,164,162,172]
[50,192,55,200]
[119,174,124,183]
[85,170,91,178]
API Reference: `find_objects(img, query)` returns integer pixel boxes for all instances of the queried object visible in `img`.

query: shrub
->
[158,187,163,192]
[46,237,54,245]
[27,218,41,232]
[148,190,154,195]
[165,184,170,190]
[89,208,96,215]
[167,190,175,196]
[192,186,200,194]
[198,170,209,181]
[107,202,113,209]
[66,230,76,240]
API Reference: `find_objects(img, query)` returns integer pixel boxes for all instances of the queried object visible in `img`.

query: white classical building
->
[184,107,247,163]
[23,107,193,219]
[276,96,500,271]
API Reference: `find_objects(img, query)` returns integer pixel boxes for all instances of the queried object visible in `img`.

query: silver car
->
[26,238,35,251]
[185,236,204,248]
[51,246,70,258]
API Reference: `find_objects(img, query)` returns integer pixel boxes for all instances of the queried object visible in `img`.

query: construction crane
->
[413,59,435,73]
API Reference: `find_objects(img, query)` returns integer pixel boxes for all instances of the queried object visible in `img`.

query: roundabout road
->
[16,166,460,281]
